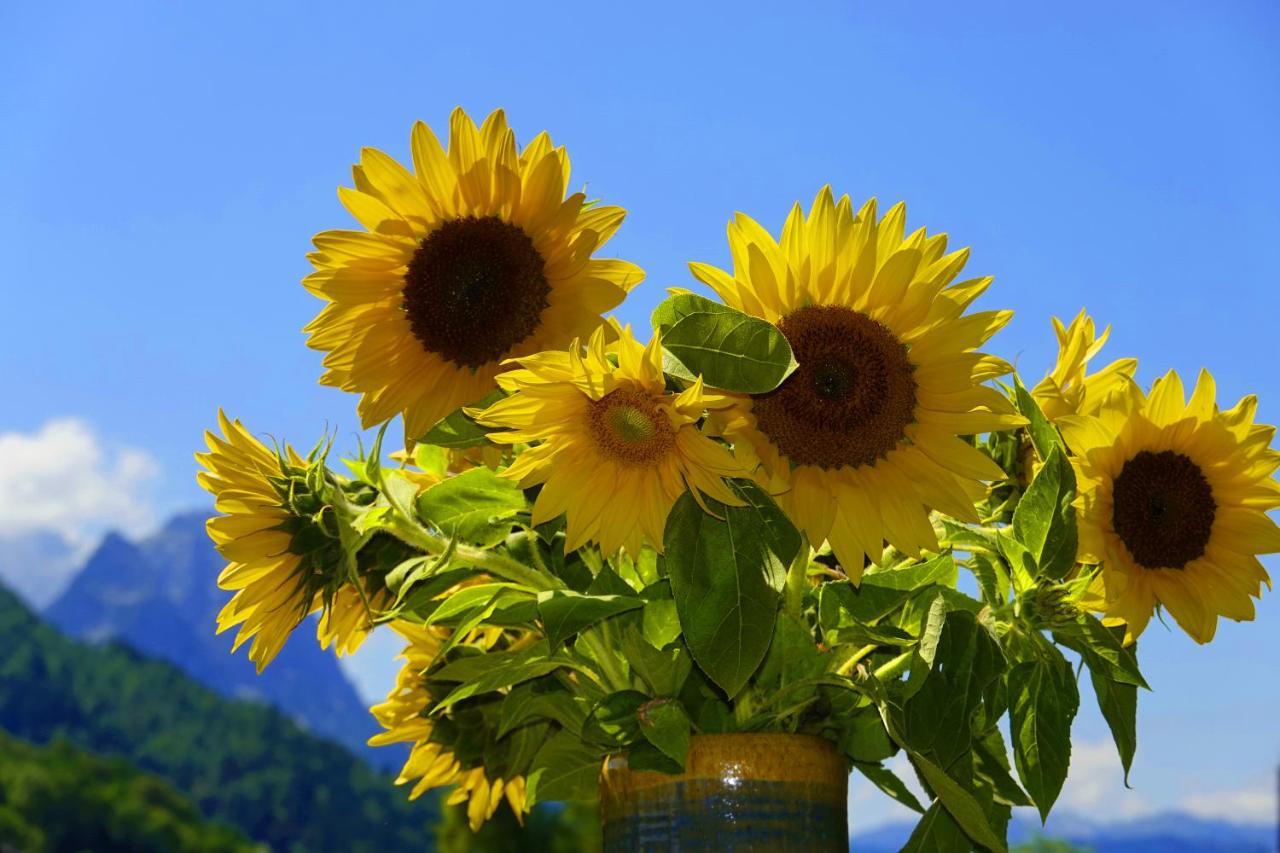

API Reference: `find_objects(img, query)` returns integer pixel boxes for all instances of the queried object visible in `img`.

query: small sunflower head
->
[196,412,382,670]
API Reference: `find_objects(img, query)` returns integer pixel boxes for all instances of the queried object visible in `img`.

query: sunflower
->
[196,411,380,670]
[693,188,1023,577]
[474,322,747,555]
[369,622,527,831]
[1060,370,1279,643]
[303,107,644,441]
[1033,310,1137,420]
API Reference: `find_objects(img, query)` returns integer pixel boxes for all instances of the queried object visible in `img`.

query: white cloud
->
[1050,738,1154,820]
[1182,782,1276,824]
[0,418,160,546]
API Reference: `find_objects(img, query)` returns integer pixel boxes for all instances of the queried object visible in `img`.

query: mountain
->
[43,512,394,767]
[849,810,1277,852]
[0,527,79,608]
[0,580,438,851]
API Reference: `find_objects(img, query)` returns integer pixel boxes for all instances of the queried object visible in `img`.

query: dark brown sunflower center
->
[751,305,917,469]
[588,387,674,465]
[402,216,550,368]
[1111,450,1216,569]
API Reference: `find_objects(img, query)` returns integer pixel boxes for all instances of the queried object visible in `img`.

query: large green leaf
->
[901,802,973,853]
[638,699,691,768]
[853,762,925,814]
[1054,614,1149,688]
[536,590,643,650]
[664,486,800,697]
[418,389,506,447]
[1011,445,1078,581]
[1009,654,1080,821]
[903,610,1005,767]
[1013,374,1064,461]
[912,753,1008,853]
[651,292,797,393]
[582,690,648,748]
[619,624,691,697]
[497,685,590,739]
[429,644,577,711]
[525,732,602,807]
[416,467,526,548]
[1091,668,1138,785]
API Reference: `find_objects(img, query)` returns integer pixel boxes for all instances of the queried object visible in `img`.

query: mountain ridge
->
[0,579,438,850]
[43,511,393,767]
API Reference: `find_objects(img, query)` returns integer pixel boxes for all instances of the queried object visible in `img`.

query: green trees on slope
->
[0,585,438,852]
[0,731,256,853]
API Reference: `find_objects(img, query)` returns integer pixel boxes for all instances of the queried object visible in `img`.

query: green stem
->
[835,644,879,677]
[390,517,560,591]
[874,651,913,681]
[783,535,811,618]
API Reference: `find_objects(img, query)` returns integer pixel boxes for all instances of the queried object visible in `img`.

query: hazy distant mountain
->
[0,527,80,608]
[43,512,394,767]
[849,810,1276,852]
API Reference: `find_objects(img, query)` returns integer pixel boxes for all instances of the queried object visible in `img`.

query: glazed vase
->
[599,733,849,851]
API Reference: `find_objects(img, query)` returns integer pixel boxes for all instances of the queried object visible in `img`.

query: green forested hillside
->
[0,584,438,852]
[0,731,256,853]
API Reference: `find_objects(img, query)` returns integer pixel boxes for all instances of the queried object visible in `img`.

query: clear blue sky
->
[3,0,1277,830]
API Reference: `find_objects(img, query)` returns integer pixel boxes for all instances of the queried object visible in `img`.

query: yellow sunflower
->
[369,622,527,831]
[303,107,644,441]
[1033,310,1137,420]
[693,188,1023,577]
[1060,370,1279,643]
[196,411,380,670]
[474,322,748,556]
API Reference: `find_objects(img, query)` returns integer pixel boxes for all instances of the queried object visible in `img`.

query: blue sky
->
[2,0,1278,831]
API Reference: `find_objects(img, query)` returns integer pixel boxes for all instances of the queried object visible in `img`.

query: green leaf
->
[1009,654,1080,821]
[416,467,526,548]
[651,292,797,393]
[641,598,682,649]
[862,553,958,590]
[430,644,575,711]
[536,590,643,650]
[425,583,532,626]
[1013,374,1064,461]
[664,487,798,698]
[842,710,895,763]
[974,726,1032,808]
[1054,614,1149,688]
[1091,668,1138,785]
[903,610,1005,767]
[619,624,691,697]
[419,389,506,447]
[912,753,1008,853]
[853,762,925,814]
[525,731,602,806]
[498,685,590,739]
[901,802,973,853]
[638,699,691,768]
[582,690,649,748]
[1011,445,1078,581]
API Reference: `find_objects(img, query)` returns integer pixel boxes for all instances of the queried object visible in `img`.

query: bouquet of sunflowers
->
[197,108,1276,850]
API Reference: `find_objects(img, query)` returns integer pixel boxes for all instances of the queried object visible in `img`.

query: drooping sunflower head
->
[195,411,378,670]
[1062,370,1279,643]
[1032,309,1138,421]
[695,188,1023,577]
[304,107,645,441]
[369,623,526,831]
[475,322,748,556]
